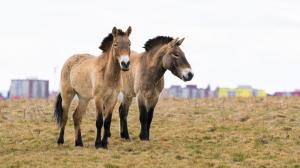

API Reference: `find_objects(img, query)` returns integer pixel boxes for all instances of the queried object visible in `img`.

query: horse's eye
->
[114,43,118,47]
[172,53,179,58]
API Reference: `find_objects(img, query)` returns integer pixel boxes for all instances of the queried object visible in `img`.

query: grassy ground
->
[0,97,300,168]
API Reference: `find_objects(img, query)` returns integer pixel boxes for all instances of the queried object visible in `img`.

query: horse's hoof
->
[139,134,149,141]
[75,141,83,147]
[95,141,102,149]
[95,145,102,149]
[120,133,130,140]
[57,139,64,145]
[95,144,108,149]
[100,141,109,149]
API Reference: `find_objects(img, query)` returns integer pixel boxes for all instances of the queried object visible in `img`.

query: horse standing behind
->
[54,26,132,149]
[119,36,193,140]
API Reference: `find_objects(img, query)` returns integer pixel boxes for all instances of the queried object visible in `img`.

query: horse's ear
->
[126,26,132,37]
[112,27,118,37]
[169,37,179,47]
[176,38,185,46]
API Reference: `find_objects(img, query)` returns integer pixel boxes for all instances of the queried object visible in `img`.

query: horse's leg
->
[118,95,132,140]
[73,98,89,147]
[138,96,148,140]
[146,107,154,139]
[57,90,75,144]
[94,97,103,149]
[101,112,112,149]
[101,95,117,148]
[146,98,158,140]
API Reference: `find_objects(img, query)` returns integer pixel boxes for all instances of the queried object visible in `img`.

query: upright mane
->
[143,36,173,52]
[99,29,126,52]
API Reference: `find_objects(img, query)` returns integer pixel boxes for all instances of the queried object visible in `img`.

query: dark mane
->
[99,29,126,52]
[143,36,174,52]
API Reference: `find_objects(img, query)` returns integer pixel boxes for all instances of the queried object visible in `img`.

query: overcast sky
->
[0,0,299,93]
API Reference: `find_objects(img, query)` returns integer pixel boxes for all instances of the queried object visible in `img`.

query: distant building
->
[253,89,267,97]
[215,85,266,98]
[167,85,182,98]
[273,90,300,97]
[235,86,252,97]
[215,87,230,97]
[0,93,4,100]
[291,90,300,97]
[182,85,198,98]
[273,92,291,97]
[163,84,268,99]
[9,79,49,99]
[204,85,214,97]
[164,84,215,98]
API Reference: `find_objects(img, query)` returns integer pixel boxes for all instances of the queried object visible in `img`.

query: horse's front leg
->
[138,96,149,140]
[94,97,103,149]
[146,106,155,139]
[138,96,158,141]
[118,95,133,140]
[101,94,118,149]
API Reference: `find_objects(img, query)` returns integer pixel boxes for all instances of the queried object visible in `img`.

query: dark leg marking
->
[139,103,148,141]
[95,113,103,149]
[75,128,83,147]
[147,107,154,139]
[101,113,112,149]
[119,104,130,140]
[57,127,65,144]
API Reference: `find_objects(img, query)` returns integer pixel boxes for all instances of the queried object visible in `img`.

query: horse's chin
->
[121,68,129,71]
[182,76,193,82]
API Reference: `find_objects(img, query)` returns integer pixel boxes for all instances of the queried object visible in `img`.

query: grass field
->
[0,97,300,168]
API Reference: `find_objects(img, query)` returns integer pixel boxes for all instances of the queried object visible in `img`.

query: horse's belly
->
[70,72,93,98]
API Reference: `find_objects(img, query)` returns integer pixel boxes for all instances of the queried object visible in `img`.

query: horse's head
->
[161,38,193,81]
[111,26,132,71]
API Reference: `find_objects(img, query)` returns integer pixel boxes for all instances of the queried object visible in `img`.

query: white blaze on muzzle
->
[181,68,194,81]
[118,55,130,69]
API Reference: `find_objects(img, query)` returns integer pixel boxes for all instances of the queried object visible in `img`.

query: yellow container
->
[217,88,230,97]
[256,90,267,97]
[235,88,252,97]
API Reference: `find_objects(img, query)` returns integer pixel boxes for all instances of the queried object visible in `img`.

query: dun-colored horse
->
[119,36,193,140]
[54,26,132,149]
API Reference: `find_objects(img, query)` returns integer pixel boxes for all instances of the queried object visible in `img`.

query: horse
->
[118,36,193,140]
[54,26,132,149]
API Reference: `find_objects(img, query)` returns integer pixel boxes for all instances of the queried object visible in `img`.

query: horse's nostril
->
[121,61,130,68]
[188,72,194,79]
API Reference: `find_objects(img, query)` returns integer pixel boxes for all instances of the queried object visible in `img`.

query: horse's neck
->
[143,50,166,84]
[102,52,121,82]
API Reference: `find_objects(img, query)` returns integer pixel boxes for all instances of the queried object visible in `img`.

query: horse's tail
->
[54,93,63,127]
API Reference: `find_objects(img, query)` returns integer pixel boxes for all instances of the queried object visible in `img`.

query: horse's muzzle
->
[120,61,130,71]
[182,68,194,81]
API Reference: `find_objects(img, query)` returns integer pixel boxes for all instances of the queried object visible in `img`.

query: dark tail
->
[54,93,63,127]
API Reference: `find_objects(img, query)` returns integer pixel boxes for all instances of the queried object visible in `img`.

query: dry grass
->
[0,97,300,168]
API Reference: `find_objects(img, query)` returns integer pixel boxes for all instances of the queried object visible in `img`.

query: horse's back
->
[61,54,96,97]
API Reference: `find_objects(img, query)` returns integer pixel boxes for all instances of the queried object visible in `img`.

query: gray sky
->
[0,0,300,93]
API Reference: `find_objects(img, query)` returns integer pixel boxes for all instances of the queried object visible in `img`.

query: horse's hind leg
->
[73,98,89,147]
[57,90,75,144]
[118,94,132,140]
